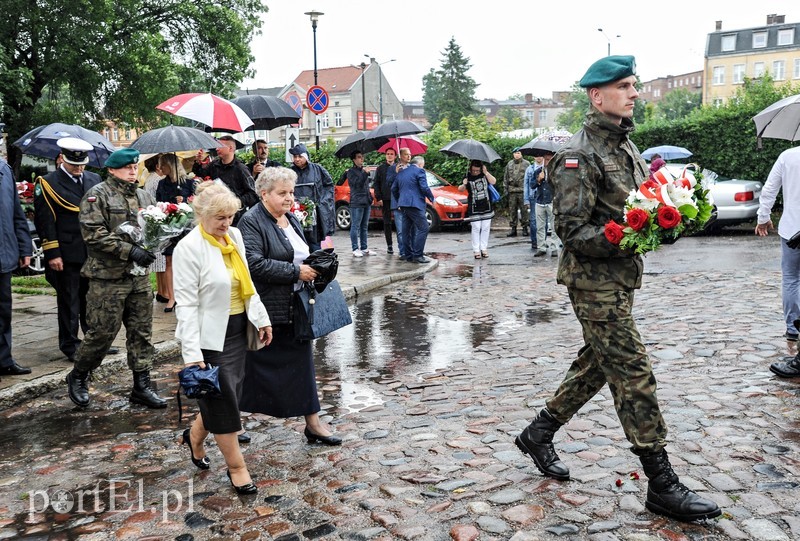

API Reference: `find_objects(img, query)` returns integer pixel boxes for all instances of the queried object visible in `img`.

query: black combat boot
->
[769,353,800,378]
[506,227,518,237]
[514,408,570,480]
[639,449,721,522]
[522,225,529,237]
[66,368,91,407]
[130,371,167,409]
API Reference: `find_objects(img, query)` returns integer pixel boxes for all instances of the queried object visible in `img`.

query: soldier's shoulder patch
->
[564,158,579,169]
[86,196,97,202]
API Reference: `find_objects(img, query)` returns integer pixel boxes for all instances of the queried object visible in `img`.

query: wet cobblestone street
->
[0,231,798,540]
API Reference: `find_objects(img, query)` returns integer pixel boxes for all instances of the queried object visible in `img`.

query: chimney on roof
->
[767,14,776,25]
[715,20,722,31]
[525,93,533,103]
[776,15,785,24]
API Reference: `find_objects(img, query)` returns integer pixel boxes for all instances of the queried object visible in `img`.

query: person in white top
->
[756,145,800,377]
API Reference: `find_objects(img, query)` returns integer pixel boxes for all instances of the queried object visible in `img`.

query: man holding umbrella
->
[34,138,104,363]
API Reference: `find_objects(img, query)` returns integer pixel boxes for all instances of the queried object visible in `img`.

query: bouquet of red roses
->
[604,164,714,254]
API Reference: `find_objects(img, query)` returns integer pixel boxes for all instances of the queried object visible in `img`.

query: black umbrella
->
[129,125,223,154]
[230,95,301,130]
[440,139,501,163]
[363,120,426,144]
[13,123,116,168]
[334,131,380,159]
[518,138,561,157]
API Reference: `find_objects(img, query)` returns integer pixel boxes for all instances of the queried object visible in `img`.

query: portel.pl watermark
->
[28,478,194,522]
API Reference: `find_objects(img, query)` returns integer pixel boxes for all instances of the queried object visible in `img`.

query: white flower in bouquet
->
[668,185,697,210]
[626,189,659,212]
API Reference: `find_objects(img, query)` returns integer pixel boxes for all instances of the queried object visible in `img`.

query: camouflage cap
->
[579,55,636,88]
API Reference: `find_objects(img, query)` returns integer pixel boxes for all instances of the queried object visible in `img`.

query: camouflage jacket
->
[79,175,155,280]
[549,106,649,291]
[503,158,531,193]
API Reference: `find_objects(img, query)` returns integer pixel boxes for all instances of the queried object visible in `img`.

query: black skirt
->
[239,323,320,418]
[197,313,247,434]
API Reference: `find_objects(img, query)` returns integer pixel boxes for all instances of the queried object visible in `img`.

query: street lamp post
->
[597,28,620,57]
[360,62,367,131]
[305,10,324,150]
[365,55,395,124]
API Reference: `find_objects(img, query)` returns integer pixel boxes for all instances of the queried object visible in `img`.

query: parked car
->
[334,165,468,232]
[665,164,762,230]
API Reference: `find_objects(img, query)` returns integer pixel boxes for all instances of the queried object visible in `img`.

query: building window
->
[794,58,800,78]
[712,66,725,85]
[721,34,736,51]
[713,98,724,107]
[526,111,534,124]
[774,60,786,80]
[112,128,119,141]
[754,62,765,77]
[320,113,328,128]
[654,89,661,98]
[334,112,342,127]
[538,110,547,122]
[733,64,746,84]
[753,32,767,48]
[778,28,794,46]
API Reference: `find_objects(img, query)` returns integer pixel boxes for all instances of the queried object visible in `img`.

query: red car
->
[334,165,467,232]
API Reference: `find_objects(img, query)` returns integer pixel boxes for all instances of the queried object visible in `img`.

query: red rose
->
[604,220,624,245]
[626,208,650,232]
[166,203,179,214]
[657,206,682,229]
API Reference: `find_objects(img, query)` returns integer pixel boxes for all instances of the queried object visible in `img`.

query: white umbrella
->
[753,93,800,148]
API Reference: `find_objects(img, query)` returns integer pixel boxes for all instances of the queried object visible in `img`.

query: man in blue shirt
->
[392,150,434,264]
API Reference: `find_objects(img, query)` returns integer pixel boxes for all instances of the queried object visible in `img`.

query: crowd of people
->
[4,52,800,523]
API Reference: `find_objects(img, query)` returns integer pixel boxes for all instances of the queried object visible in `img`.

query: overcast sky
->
[241,1,796,102]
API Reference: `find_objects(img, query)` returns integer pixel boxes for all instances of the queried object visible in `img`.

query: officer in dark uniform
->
[66,148,165,409]
[514,56,721,523]
[34,138,103,362]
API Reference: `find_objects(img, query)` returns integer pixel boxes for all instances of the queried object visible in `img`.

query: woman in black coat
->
[237,166,342,446]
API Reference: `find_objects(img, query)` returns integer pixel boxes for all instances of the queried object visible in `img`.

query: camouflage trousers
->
[506,192,529,227]
[546,288,667,453]
[75,276,154,373]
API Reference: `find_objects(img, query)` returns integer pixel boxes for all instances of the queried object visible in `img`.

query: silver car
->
[665,164,762,230]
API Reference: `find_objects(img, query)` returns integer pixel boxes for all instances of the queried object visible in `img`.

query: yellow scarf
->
[199,225,256,301]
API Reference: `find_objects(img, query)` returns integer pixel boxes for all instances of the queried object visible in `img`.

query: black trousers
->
[45,262,88,357]
[0,271,14,368]
[381,199,395,248]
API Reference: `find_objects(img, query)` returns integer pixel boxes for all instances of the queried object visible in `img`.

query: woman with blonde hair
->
[173,181,272,494]
[156,153,195,312]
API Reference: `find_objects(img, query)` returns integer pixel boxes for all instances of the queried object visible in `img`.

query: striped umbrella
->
[155,93,254,133]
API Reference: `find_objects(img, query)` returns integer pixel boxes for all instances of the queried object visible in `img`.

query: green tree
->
[422,37,478,130]
[653,88,702,121]
[1,0,266,163]
[495,106,524,130]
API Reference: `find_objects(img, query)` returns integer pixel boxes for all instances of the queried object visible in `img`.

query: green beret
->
[104,148,140,169]
[579,55,636,88]
[512,147,522,153]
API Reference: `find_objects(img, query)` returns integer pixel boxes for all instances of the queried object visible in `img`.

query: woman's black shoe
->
[181,428,210,470]
[155,294,169,303]
[304,426,342,446]
[226,470,257,495]
[237,432,251,443]
[164,303,176,313]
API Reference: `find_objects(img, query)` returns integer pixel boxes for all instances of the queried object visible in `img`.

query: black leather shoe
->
[107,347,120,355]
[0,361,32,375]
[506,229,517,237]
[770,355,800,378]
[181,428,210,470]
[412,256,432,264]
[238,432,251,444]
[515,408,570,480]
[304,427,342,446]
[387,246,394,254]
[533,250,547,257]
[226,470,257,495]
[66,369,91,407]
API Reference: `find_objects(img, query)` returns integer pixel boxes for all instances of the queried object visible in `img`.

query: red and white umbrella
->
[155,92,254,133]
[377,134,428,154]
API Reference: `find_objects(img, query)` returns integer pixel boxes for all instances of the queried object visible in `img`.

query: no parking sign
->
[306,85,329,115]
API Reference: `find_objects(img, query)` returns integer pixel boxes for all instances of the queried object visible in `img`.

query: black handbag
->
[293,279,352,340]
[176,364,222,422]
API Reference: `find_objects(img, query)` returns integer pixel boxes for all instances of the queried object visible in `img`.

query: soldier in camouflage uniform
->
[502,148,530,237]
[514,56,721,523]
[66,148,167,409]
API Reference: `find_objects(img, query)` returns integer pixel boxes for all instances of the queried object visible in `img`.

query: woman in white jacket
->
[173,181,272,495]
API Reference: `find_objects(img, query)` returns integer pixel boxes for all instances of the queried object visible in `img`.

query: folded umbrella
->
[13,123,116,168]
[156,92,254,133]
[304,248,338,293]
[440,138,500,163]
